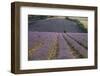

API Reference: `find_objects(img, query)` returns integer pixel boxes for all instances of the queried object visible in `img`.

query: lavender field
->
[28,15,88,60]
[28,32,88,60]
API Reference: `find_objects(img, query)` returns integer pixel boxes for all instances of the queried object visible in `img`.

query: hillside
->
[28,18,87,33]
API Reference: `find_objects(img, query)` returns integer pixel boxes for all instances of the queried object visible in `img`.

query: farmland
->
[28,32,88,60]
[28,15,88,60]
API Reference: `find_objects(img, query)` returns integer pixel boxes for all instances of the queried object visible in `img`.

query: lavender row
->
[66,33,88,48]
[63,33,87,58]
[28,32,58,60]
[57,33,75,59]
[67,33,87,42]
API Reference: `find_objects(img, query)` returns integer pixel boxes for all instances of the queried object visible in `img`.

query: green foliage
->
[65,17,69,20]
[76,20,87,33]
[65,17,87,33]
[64,30,67,33]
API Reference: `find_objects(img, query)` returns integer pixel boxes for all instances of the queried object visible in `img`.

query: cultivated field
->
[28,31,88,60]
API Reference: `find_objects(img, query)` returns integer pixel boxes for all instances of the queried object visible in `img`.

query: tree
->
[64,30,67,33]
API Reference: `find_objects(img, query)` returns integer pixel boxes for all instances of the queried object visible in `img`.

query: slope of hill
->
[28,18,87,33]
